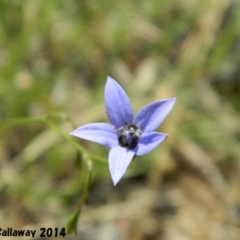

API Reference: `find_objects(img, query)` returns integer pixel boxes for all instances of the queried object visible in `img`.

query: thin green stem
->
[45,120,107,164]
[0,117,46,130]
[1,116,107,164]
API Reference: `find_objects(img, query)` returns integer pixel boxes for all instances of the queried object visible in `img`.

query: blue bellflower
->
[70,77,176,186]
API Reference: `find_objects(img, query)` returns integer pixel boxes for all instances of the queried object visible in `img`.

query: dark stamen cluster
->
[117,123,142,149]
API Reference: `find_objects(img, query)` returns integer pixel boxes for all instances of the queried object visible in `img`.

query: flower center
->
[116,123,142,149]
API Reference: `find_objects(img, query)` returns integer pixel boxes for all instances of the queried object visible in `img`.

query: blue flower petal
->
[105,77,134,128]
[134,98,176,132]
[135,132,168,156]
[69,123,118,148]
[108,146,135,186]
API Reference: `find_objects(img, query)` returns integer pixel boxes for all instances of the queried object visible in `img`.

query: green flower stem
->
[1,117,107,164]
[0,117,46,130]
[45,120,107,164]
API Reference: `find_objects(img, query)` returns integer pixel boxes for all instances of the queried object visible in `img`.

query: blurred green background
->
[0,0,240,239]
